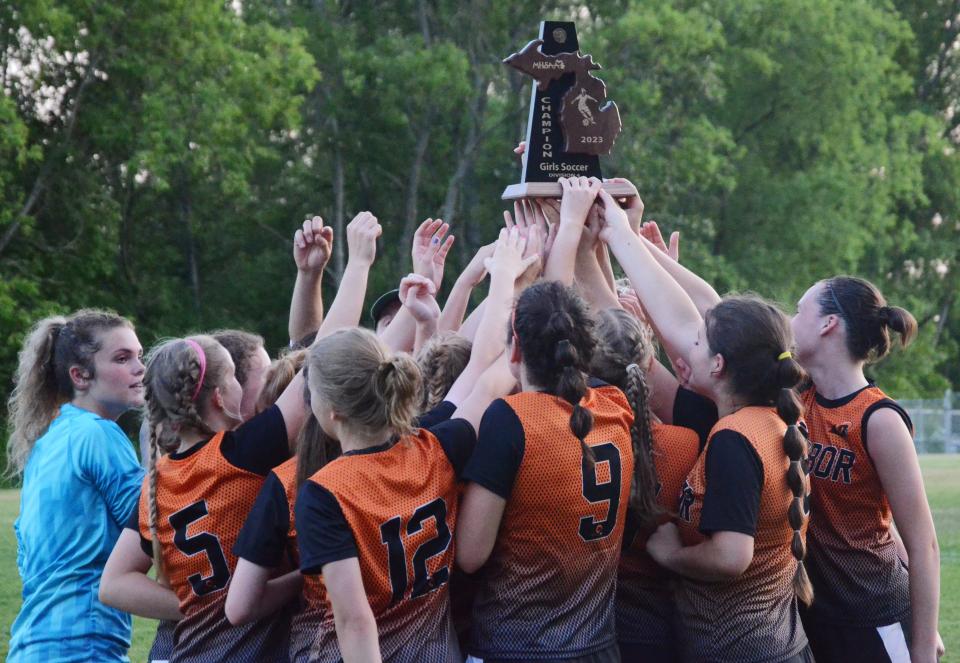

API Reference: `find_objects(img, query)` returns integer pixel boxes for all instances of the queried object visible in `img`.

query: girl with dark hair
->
[456,278,635,662]
[293,230,531,661]
[7,310,145,663]
[590,307,701,662]
[597,189,814,663]
[792,276,941,663]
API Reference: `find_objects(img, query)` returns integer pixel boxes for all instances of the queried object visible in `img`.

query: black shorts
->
[617,640,678,662]
[801,613,912,663]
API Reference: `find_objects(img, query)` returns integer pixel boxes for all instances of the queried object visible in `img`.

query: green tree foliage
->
[2,0,959,438]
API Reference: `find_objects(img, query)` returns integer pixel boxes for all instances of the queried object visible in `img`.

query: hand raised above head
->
[294,215,333,273]
[641,221,680,262]
[559,176,602,229]
[461,242,495,288]
[346,211,381,267]
[412,218,454,288]
[399,273,440,323]
[605,177,644,232]
[484,227,540,283]
[595,189,632,243]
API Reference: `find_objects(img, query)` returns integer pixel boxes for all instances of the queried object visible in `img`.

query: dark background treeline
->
[2,0,959,441]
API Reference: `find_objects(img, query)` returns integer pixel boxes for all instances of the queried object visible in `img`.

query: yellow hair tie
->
[778,350,793,361]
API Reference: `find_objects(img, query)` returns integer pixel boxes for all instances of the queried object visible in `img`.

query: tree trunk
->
[332,137,346,280]
[176,176,201,312]
[401,126,432,253]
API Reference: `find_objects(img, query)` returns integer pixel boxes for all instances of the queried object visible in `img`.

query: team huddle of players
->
[6,175,942,663]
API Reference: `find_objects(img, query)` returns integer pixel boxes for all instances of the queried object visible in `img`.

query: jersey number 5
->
[379,498,451,604]
[169,500,230,596]
[580,442,622,541]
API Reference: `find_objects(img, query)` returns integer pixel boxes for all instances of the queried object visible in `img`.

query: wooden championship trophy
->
[502,21,636,200]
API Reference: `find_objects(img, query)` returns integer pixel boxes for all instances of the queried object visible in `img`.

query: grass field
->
[0,455,957,661]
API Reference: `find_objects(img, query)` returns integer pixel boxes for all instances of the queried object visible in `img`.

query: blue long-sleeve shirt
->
[9,404,144,663]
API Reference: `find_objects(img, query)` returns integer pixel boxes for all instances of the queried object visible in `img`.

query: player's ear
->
[709,353,725,378]
[211,387,223,411]
[68,365,92,391]
[820,314,840,337]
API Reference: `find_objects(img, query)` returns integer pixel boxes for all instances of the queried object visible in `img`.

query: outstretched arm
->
[597,189,702,365]
[447,228,537,428]
[543,177,601,285]
[574,203,620,311]
[381,219,454,352]
[288,215,333,344]
[439,243,494,333]
[399,274,441,352]
[316,212,381,338]
[640,220,720,315]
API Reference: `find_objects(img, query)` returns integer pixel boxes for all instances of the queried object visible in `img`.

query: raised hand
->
[605,177,644,232]
[641,221,680,262]
[346,211,382,268]
[484,227,540,284]
[399,273,440,323]
[595,188,633,243]
[294,215,334,273]
[460,242,495,287]
[559,176,602,229]
[579,202,604,254]
[412,218,455,288]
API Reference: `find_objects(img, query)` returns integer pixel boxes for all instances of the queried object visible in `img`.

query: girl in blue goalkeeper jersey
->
[6,310,146,663]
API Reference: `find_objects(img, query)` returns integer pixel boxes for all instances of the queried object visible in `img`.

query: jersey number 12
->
[379,497,451,604]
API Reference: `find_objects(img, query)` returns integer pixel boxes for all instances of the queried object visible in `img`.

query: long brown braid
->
[591,308,661,528]
[143,335,231,581]
[705,295,813,604]
[513,281,598,465]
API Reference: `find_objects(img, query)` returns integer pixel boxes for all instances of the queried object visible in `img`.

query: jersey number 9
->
[379,497,452,604]
[579,442,622,541]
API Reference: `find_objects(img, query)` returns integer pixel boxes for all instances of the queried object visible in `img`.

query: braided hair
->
[142,335,231,582]
[705,295,813,605]
[513,281,598,464]
[415,332,472,413]
[590,308,660,528]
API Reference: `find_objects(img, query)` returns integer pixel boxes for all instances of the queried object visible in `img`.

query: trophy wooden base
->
[502,180,637,200]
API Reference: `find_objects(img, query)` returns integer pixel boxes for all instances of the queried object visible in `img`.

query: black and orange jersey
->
[800,385,911,626]
[616,422,700,646]
[462,384,634,660]
[295,418,476,662]
[129,405,290,663]
[675,406,808,662]
[234,457,327,662]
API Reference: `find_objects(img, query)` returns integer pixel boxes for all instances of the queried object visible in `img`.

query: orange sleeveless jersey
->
[616,422,700,645]
[675,407,808,661]
[137,432,287,662]
[469,386,634,659]
[301,429,461,662]
[270,458,329,662]
[800,385,911,625]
